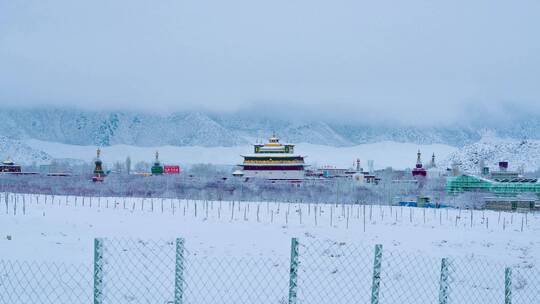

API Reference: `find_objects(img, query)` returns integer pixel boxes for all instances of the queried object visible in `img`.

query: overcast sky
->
[1,0,539,123]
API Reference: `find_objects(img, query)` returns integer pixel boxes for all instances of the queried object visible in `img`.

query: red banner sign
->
[164,165,181,174]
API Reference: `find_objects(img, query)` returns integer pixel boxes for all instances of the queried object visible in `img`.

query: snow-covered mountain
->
[2,107,539,170]
[0,136,52,165]
[3,107,532,147]
[0,108,246,147]
[444,136,540,173]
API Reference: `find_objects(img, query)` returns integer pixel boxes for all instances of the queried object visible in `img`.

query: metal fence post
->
[505,267,512,304]
[288,238,299,304]
[370,244,383,304]
[175,238,185,304]
[438,258,450,304]
[93,238,104,304]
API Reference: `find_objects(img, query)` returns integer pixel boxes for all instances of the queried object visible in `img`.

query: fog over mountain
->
[1,0,539,170]
[2,0,539,126]
[0,106,538,148]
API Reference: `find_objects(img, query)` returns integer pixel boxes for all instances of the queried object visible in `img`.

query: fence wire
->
[379,248,442,304]
[100,238,176,303]
[184,255,289,304]
[0,260,92,303]
[447,256,506,304]
[296,238,373,304]
[512,265,540,304]
[0,238,539,304]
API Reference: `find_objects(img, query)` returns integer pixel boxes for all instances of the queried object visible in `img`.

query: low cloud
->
[1,0,538,126]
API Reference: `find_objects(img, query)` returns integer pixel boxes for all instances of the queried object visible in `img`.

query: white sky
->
[1,0,539,123]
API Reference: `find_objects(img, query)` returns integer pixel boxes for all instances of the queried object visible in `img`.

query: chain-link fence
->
[1,237,539,304]
[0,260,92,303]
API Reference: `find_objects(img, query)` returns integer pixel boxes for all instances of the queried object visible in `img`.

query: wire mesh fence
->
[98,238,177,303]
[296,238,373,304]
[184,255,289,304]
[447,255,507,304]
[0,237,539,304]
[512,265,540,304]
[379,246,442,304]
[0,260,92,303]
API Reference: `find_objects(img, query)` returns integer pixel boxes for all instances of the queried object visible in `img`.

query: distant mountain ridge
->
[0,107,538,148]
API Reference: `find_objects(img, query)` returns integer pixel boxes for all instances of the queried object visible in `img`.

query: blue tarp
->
[398,201,450,208]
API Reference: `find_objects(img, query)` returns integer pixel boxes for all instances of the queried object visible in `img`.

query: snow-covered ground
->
[23,139,457,169]
[1,193,538,265]
[1,193,539,304]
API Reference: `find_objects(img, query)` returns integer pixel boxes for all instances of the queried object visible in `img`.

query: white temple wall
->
[243,170,305,180]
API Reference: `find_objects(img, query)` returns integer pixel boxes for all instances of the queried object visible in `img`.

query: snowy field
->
[24,139,457,169]
[1,193,538,264]
[1,193,539,303]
